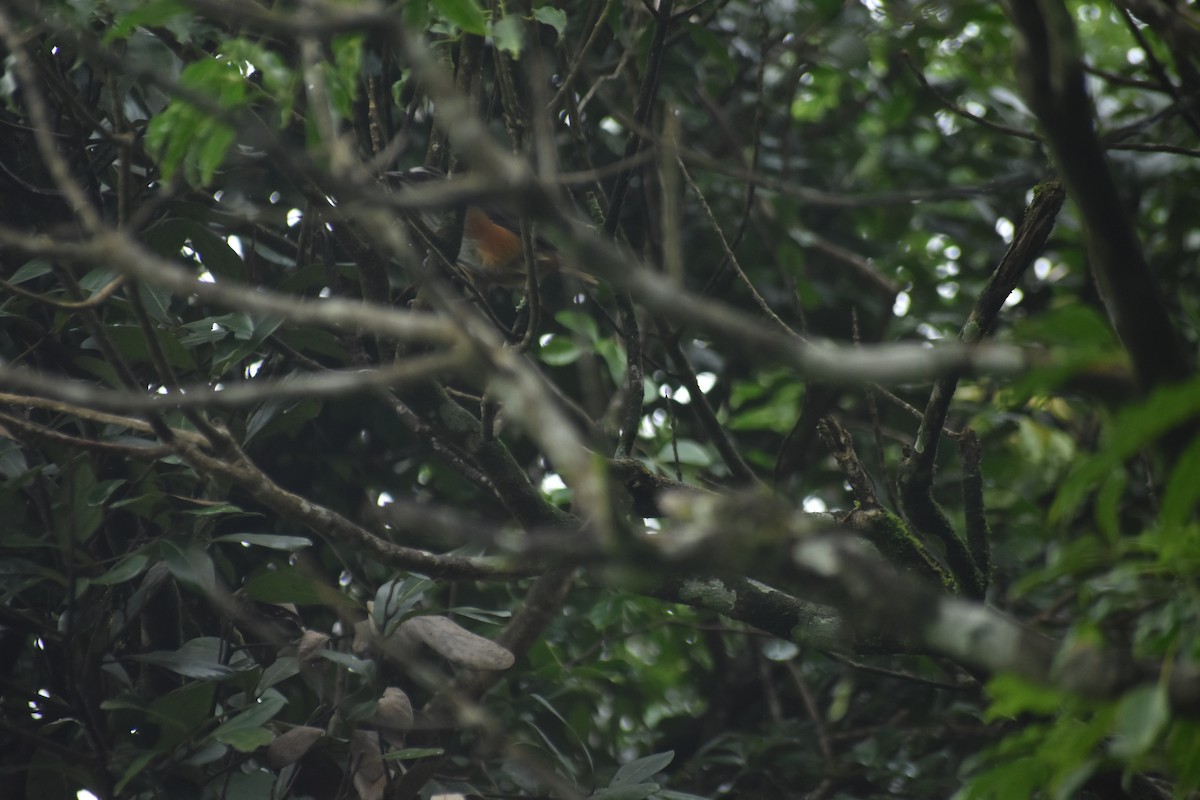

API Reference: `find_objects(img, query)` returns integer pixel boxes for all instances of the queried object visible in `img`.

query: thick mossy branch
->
[609,456,711,518]
[851,507,955,592]
[897,472,981,599]
[815,418,958,592]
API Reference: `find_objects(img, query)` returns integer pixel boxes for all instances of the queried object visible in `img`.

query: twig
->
[822,651,975,693]
[818,416,879,510]
[0,8,103,232]
[607,0,675,456]
[0,273,127,309]
[0,352,467,413]
[656,320,759,484]
[678,157,800,338]
[546,0,617,114]
[0,226,462,347]
[901,50,1040,142]
[786,660,835,763]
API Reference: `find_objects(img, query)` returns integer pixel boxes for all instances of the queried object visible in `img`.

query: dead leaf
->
[371,686,414,748]
[296,630,331,662]
[370,686,414,731]
[349,730,386,800]
[266,725,324,768]
[395,615,515,671]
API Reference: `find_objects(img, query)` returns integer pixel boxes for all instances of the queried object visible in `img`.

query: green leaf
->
[432,0,488,34]
[195,117,235,184]
[86,479,126,507]
[275,328,348,359]
[594,339,627,384]
[1167,719,1200,793]
[220,40,295,120]
[403,0,431,29]
[590,784,659,800]
[60,458,103,542]
[526,692,594,776]
[178,319,230,348]
[78,267,120,294]
[211,533,313,551]
[93,553,151,586]
[1052,756,1101,800]
[381,747,446,761]
[144,217,247,280]
[1160,433,1200,532]
[8,258,53,285]
[373,575,432,635]
[145,56,245,185]
[104,0,187,43]
[532,6,568,39]
[1011,303,1117,350]
[114,750,158,795]
[225,770,277,800]
[0,438,28,480]
[183,502,249,517]
[728,402,798,433]
[317,648,375,676]
[72,355,124,389]
[216,725,274,752]
[128,638,247,680]
[329,34,365,118]
[242,567,348,607]
[188,221,248,280]
[656,440,712,467]
[82,325,197,371]
[212,693,287,750]
[685,21,735,77]
[491,15,524,57]
[540,335,585,366]
[1053,376,1200,522]
[148,681,217,747]
[555,310,599,342]
[257,656,300,692]
[161,539,216,593]
[137,280,176,325]
[1093,469,1125,543]
[26,747,91,800]
[984,674,1067,721]
[446,605,512,624]
[611,751,673,786]
[244,398,323,443]
[212,313,285,375]
[1109,684,1169,759]
[218,312,257,341]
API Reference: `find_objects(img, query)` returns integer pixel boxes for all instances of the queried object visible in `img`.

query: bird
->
[385,166,595,289]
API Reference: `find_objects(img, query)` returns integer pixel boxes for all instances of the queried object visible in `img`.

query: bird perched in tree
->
[385,166,595,289]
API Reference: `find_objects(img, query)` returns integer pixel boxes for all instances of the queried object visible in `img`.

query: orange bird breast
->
[463,207,524,272]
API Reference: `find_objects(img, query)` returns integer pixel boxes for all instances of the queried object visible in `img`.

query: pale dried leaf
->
[296,630,331,662]
[266,725,324,768]
[352,619,374,657]
[396,615,515,670]
[350,730,386,800]
[370,687,414,731]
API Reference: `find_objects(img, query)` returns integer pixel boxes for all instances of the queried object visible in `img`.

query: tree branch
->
[1007,1,1193,393]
